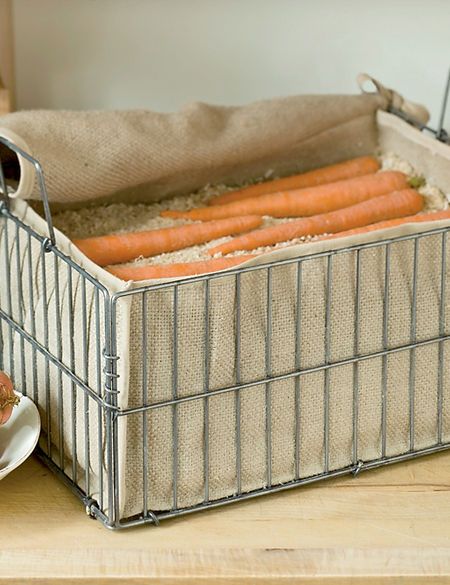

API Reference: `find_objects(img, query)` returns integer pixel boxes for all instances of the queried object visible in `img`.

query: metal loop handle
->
[386,68,450,145]
[437,67,450,143]
[0,135,56,245]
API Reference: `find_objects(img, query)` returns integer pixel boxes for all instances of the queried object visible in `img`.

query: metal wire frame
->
[388,68,450,144]
[2,196,450,528]
[1,133,450,529]
[0,203,115,513]
[106,224,450,528]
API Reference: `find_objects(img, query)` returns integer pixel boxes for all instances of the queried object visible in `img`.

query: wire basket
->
[1,99,450,529]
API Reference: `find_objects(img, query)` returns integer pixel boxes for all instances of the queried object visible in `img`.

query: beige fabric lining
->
[1,84,450,517]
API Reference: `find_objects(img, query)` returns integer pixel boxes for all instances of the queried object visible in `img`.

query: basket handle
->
[0,135,56,246]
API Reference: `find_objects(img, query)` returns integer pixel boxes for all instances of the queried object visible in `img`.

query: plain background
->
[12,0,450,129]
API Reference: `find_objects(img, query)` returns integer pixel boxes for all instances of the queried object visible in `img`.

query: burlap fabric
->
[121,226,450,515]
[1,78,449,519]
[0,80,400,206]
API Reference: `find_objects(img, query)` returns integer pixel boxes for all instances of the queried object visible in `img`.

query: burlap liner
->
[0,73,428,207]
[1,79,449,518]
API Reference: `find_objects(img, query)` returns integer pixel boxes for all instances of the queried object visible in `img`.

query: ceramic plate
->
[0,393,40,481]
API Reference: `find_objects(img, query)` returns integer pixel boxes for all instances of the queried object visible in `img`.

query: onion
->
[0,371,19,425]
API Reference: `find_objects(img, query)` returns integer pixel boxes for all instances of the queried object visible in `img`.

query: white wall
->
[12,0,450,128]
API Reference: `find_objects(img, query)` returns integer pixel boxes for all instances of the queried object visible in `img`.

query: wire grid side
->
[110,226,450,525]
[0,204,117,517]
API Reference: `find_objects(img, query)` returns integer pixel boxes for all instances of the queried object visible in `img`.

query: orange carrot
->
[107,255,256,281]
[209,156,380,206]
[316,209,450,242]
[207,189,424,255]
[161,171,408,222]
[74,215,263,266]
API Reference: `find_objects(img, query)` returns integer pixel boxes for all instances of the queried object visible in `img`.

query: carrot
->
[161,171,408,222]
[207,189,424,255]
[208,156,380,206]
[107,255,256,281]
[74,215,263,266]
[316,208,450,242]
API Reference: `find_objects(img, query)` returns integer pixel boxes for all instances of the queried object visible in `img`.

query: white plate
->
[0,393,41,481]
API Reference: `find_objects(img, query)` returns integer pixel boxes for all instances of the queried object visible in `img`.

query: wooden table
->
[1,452,450,584]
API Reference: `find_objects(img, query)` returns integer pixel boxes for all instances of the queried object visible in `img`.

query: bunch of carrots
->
[73,155,450,281]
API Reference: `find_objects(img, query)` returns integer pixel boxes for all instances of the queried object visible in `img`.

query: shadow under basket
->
[2,110,450,529]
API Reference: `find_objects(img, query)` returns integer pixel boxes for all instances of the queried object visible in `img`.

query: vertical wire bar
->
[0,167,7,372]
[53,255,64,469]
[27,232,38,404]
[172,285,179,510]
[324,256,333,474]
[67,264,77,482]
[0,164,8,371]
[235,273,242,495]
[14,223,26,394]
[105,297,119,525]
[81,276,90,496]
[437,67,450,140]
[95,288,103,398]
[381,244,391,458]
[352,250,361,466]
[294,261,302,480]
[95,288,103,510]
[3,219,14,378]
[409,238,419,452]
[0,208,5,369]
[40,246,51,457]
[438,232,447,445]
[0,142,7,358]
[111,411,120,526]
[265,267,273,488]
[0,297,3,370]
[0,210,3,368]
[203,279,210,502]
[0,217,8,376]
[142,292,149,514]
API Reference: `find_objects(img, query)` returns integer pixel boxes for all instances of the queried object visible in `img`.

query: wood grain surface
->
[1,451,450,583]
[0,0,14,114]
